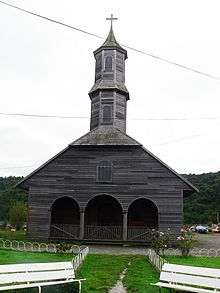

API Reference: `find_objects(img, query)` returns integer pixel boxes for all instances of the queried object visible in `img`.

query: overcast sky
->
[1,0,220,177]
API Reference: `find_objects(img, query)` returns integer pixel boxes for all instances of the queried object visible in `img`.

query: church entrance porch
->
[84,195,123,240]
[50,197,80,239]
[127,198,158,241]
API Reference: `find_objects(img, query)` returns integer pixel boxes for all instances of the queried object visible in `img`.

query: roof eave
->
[93,46,127,59]
[15,146,70,190]
[89,87,130,100]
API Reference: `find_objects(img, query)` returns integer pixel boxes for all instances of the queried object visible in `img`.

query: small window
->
[102,105,113,124]
[97,161,112,182]
[105,56,112,71]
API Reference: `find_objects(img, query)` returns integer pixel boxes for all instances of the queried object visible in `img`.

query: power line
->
[0,112,220,121]
[0,0,220,81]
[0,165,35,170]
[0,132,210,171]
[0,112,88,119]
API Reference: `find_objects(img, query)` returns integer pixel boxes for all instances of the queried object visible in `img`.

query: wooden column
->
[80,210,85,239]
[123,211,128,241]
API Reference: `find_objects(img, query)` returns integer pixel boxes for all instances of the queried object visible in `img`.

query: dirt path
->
[108,263,130,293]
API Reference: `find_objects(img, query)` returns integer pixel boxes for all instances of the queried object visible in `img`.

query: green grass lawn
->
[0,249,78,293]
[77,254,169,293]
[77,254,130,293]
[166,255,220,268]
[0,229,26,241]
[124,255,163,293]
[0,248,73,264]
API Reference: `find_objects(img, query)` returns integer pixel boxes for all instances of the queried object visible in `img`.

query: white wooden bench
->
[152,263,220,292]
[0,261,85,292]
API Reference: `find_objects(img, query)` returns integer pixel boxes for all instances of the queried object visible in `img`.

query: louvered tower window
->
[105,56,112,71]
[96,55,102,72]
[97,161,112,182]
[102,105,113,124]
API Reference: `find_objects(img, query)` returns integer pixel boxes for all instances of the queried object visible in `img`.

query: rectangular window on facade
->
[97,161,112,182]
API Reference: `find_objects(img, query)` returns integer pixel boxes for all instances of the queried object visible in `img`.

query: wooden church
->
[18,17,197,242]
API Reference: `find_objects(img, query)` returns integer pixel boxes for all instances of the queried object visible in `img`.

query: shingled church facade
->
[18,20,197,242]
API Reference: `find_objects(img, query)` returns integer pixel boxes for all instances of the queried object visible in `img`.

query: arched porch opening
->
[50,197,80,239]
[84,194,123,240]
[127,198,158,241]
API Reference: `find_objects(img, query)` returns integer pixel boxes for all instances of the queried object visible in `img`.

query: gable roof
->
[140,145,199,193]
[17,126,198,193]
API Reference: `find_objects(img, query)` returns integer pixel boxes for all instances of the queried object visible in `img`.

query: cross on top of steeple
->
[93,13,127,59]
[106,13,118,28]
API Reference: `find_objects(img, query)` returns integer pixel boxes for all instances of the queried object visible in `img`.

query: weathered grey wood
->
[80,211,85,240]
[17,23,196,242]
[20,145,194,240]
[123,212,128,241]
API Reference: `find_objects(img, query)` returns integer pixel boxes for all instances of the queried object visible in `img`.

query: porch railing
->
[50,224,80,239]
[84,225,123,240]
[127,226,152,241]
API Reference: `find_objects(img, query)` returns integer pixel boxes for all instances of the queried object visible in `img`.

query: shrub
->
[150,229,172,256]
[56,243,73,253]
[9,202,27,230]
[177,231,197,257]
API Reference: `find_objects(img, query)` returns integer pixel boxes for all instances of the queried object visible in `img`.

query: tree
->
[9,202,27,230]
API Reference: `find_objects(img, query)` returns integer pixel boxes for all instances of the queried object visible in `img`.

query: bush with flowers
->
[150,229,172,256]
[176,231,197,257]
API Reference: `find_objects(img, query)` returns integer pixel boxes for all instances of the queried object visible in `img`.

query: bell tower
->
[89,14,129,132]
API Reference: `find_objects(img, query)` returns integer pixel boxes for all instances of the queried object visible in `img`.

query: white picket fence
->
[72,246,89,270]
[0,238,84,253]
[0,238,89,271]
[147,249,167,272]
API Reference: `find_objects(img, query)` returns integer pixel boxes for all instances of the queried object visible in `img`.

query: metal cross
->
[106,13,118,27]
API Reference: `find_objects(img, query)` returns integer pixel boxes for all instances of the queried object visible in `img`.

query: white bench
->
[0,261,85,292]
[152,263,220,292]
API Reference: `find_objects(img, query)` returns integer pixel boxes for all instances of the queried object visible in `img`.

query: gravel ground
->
[195,233,220,249]
[88,245,147,255]
[87,234,220,255]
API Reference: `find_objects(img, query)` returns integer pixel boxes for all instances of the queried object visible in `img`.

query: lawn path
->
[109,264,130,293]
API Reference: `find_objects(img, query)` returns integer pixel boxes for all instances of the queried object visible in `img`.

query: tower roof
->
[94,21,127,58]
[101,25,121,48]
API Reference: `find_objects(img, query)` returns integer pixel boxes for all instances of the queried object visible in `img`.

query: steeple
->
[89,15,129,132]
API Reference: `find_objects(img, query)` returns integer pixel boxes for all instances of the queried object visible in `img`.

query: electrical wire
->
[0,112,220,121]
[0,165,36,170]
[0,0,220,80]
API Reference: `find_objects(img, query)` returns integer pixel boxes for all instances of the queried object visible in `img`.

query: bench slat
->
[163,263,220,278]
[0,270,74,285]
[0,262,73,274]
[153,282,215,293]
[160,271,220,289]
